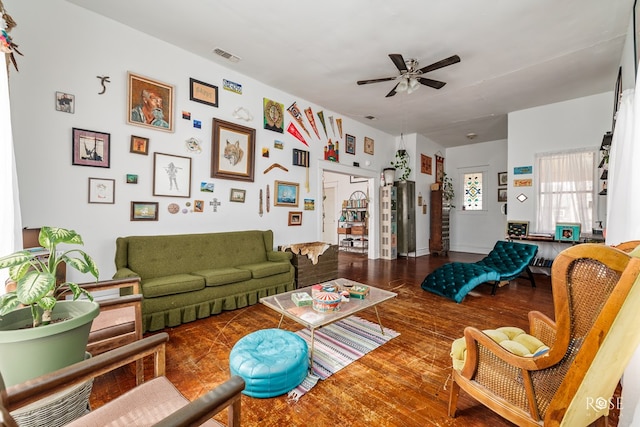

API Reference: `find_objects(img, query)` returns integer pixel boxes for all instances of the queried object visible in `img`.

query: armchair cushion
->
[451,327,549,371]
[66,377,222,426]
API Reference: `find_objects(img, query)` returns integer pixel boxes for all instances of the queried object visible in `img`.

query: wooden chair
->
[58,277,144,384]
[448,243,640,426]
[1,333,245,426]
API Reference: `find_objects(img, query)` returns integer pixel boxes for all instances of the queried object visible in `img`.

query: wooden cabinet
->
[429,189,450,256]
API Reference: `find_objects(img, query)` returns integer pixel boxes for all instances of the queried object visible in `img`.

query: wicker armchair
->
[448,243,640,426]
[1,333,245,427]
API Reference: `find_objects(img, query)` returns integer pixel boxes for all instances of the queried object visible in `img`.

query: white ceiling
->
[67,0,633,147]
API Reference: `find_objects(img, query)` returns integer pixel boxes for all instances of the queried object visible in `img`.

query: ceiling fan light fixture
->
[396,78,409,93]
[407,77,420,94]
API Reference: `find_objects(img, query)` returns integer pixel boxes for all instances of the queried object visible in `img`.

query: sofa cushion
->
[192,268,252,287]
[241,262,292,279]
[142,274,205,298]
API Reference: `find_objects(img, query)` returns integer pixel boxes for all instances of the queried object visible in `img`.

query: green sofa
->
[113,230,295,332]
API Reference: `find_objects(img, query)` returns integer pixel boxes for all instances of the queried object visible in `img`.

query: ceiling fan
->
[357,53,461,97]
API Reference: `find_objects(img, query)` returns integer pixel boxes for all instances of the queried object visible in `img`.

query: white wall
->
[507,92,612,231]
[445,139,508,254]
[6,0,395,281]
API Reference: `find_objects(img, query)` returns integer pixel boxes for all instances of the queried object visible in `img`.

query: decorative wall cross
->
[210,198,221,212]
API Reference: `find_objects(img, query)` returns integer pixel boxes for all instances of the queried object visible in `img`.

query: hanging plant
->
[442,173,455,207]
[390,150,411,181]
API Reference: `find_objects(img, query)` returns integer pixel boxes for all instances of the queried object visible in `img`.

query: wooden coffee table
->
[259,278,397,371]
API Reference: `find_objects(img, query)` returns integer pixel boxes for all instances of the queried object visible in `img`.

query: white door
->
[322,186,337,244]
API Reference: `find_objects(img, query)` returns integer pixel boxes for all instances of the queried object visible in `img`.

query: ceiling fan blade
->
[357,77,397,85]
[418,55,461,74]
[417,77,446,89]
[389,54,408,72]
[385,83,399,98]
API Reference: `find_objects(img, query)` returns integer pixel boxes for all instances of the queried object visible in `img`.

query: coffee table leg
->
[374,306,386,336]
[277,314,284,329]
[309,328,316,373]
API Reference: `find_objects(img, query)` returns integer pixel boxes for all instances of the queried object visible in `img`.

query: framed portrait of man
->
[127,72,175,133]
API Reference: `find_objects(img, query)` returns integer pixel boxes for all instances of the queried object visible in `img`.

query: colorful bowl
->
[312,292,342,313]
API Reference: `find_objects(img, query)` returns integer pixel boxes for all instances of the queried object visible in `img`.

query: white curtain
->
[535,148,596,233]
[0,62,22,288]
[610,86,640,427]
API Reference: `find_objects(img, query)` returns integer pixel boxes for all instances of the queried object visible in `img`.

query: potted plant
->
[442,173,455,207]
[390,149,411,181]
[0,226,100,387]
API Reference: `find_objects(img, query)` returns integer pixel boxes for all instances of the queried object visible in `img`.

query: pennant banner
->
[317,111,328,138]
[287,122,308,146]
[304,107,321,139]
[287,102,311,138]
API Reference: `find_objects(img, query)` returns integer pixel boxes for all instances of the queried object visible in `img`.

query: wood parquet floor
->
[90,251,619,426]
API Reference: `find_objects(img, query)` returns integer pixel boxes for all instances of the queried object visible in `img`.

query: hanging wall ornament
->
[185,137,202,154]
[266,184,270,213]
[259,189,264,217]
[328,116,335,137]
[317,111,328,138]
[304,107,320,139]
[287,123,308,146]
[287,102,311,138]
[232,106,254,122]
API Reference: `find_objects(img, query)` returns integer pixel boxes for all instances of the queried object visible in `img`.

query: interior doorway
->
[321,168,377,259]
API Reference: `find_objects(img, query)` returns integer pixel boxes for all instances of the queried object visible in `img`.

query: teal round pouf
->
[229,328,308,398]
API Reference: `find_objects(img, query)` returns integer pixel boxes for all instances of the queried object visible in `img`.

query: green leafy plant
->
[390,149,411,181]
[0,226,98,327]
[442,173,455,206]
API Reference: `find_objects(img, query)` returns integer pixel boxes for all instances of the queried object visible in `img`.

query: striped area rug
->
[287,315,400,401]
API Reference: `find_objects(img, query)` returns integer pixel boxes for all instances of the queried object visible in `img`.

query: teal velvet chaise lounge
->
[421,240,538,303]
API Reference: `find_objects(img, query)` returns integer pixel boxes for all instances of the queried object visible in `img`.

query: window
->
[535,149,596,233]
[462,172,483,210]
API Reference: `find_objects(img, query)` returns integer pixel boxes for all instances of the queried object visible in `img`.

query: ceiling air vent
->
[213,48,241,63]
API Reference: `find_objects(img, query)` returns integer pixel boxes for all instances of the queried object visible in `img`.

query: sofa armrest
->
[268,251,292,262]
[113,267,141,280]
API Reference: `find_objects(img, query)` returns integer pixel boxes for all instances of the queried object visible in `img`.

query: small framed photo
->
[72,128,110,168]
[55,92,74,113]
[507,220,529,237]
[127,72,174,132]
[288,211,302,226]
[497,188,507,202]
[153,152,192,198]
[274,180,299,207]
[211,118,256,182]
[189,78,218,108]
[230,188,246,203]
[126,174,138,184]
[130,135,149,155]
[345,134,356,154]
[498,171,508,186]
[364,137,374,155]
[130,201,158,221]
[194,200,204,212]
[88,178,115,204]
[555,223,581,242]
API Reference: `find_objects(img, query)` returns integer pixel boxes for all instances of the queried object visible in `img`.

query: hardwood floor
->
[90,251,619,426]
